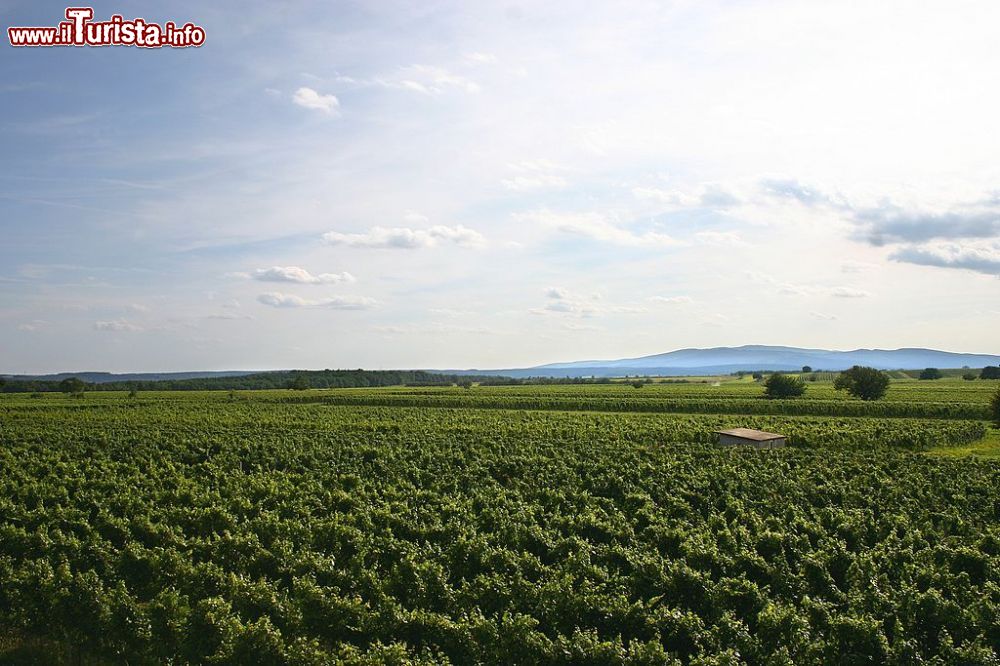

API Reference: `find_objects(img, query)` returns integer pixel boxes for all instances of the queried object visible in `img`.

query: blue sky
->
[2,0,999,373]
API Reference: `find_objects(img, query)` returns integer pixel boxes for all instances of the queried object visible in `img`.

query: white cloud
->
[403,211,429,224]
[830,286,872,299]
[257,292,376,310]
[648,295,693,305]
[890,241,1000,276]
[17,320,46,332]
[518,209,681,248]
[464,52,498,64]
[292,87,340,114]
[205,313,254,320]
[375,322,489,335]
[502,160,568,191]
[841,260,879,273]
[502,174,568,191]
[322,225,485,249]
[252,266,356,284]
[531,287,648,317]
[695,231,746,246]
[94,319,142,332]
[810,311,838,321]
[632,183,742,209]
[746,271,874,299]
[374,65,480,95]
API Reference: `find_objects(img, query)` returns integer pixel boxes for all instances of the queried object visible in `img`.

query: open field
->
[1,379,998,664]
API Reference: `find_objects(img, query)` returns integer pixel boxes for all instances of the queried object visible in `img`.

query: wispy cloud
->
[252,266,356,284]
[94,319,142,332]
[322,225,485,249]
[745,271,872,299]
[830,286,872,298]
[648,295,692,305]
[531,287,648,317]
[519,210,681,248]
[292,87,340,114]
[257,292,376,309]
[17,320,47,332]
[502,161,568,191]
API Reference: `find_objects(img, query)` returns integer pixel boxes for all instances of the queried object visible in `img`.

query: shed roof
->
[715,428,785,441]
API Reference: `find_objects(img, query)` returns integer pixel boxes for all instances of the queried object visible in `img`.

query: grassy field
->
[1,378,998,664]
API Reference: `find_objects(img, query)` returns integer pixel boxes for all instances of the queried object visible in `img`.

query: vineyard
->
[1,381,998,664]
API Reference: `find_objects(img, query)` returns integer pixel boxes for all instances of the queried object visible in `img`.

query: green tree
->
[58,377,86,396]
[631,381,645,389]
[962,373,977,381]
[834,366,890,401]
[980,366,1000,380]
[991,387,1000,427]
[801,365,812,373]
[918,367,943,380]
[764,373,806,398]
[288,375,310,390]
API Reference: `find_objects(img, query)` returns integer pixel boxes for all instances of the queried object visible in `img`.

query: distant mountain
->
[0,370,269,384]
[447,345,1000,378]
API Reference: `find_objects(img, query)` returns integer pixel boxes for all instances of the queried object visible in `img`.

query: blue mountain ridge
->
[446,345,1000,378]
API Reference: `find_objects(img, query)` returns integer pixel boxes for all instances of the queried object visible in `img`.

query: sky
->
[1,0,999,374]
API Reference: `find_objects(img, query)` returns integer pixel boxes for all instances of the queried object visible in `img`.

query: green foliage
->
[919,367,943,380]
[991,387,1000,427]
[834,366,890,401]
[57,377,86,395]
[962,373,977,381]
[763,373,806,399]
[801,366,812,373]
[0,387,996,663]
[287,374,310,390]
[981,366,1000,380]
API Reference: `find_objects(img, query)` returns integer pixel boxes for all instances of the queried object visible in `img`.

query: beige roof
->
[715,428,785,441]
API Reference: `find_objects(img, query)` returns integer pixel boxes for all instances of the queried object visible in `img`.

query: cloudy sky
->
[2,0,999,373]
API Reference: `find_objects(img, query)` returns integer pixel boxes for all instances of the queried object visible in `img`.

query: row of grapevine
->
[0,394,997,663]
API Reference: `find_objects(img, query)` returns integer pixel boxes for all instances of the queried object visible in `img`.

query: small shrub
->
[763,373,806,399]
[991,388,1000,427]
[981,366,1000,380]
[834,366,890,401]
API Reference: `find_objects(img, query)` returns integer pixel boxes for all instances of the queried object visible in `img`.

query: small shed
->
[715,428,786,449]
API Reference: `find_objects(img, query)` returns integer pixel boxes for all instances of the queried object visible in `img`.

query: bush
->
[631,381,645,389]
[58,377,86,396]
[962,373,977,381]
[981,366,1000,380]
[763,373,806,399]
[919,368,943,380]
[991,388,1000,427]
[834,366,890,401]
